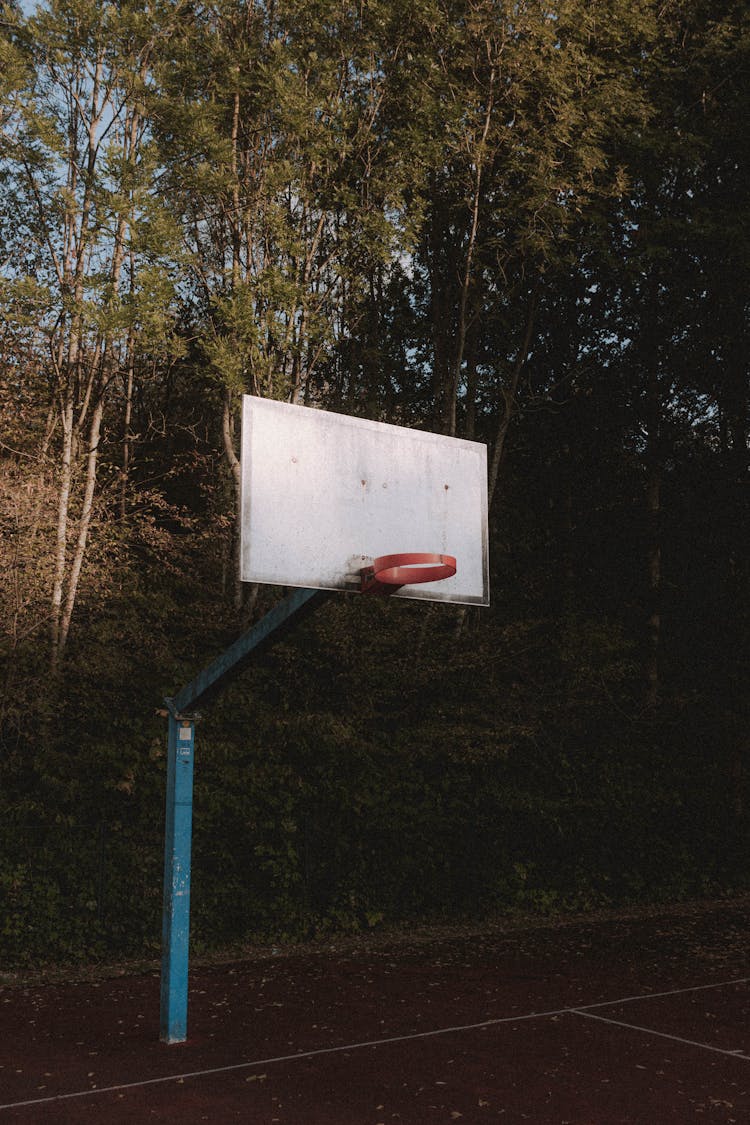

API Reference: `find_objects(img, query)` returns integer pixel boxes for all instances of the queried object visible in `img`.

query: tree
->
[0,0,183,670]
[412,1,657,473]
[151,0,442,605]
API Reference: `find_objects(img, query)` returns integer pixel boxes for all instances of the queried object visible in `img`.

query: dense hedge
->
[3,595,747,968]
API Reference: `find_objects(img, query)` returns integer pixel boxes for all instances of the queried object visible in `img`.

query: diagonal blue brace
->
[160,587,328,1044]
[174,586,330,714]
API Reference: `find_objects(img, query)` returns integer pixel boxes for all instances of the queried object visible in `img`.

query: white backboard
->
[240,396,489,605]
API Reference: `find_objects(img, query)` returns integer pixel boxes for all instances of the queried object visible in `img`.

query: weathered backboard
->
[240,396,489,605]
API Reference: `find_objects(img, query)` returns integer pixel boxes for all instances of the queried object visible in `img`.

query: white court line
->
[574,1008,750,1060]
[0,976,747,1112]
[581,976,750,1011]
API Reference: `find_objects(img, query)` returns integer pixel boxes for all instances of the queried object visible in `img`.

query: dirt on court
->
[1,896,749,1123]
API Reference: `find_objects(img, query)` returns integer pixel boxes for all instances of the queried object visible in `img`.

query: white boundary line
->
[573,1009,750,1060]
[1,976,748,1113]
[580,976,750,1010]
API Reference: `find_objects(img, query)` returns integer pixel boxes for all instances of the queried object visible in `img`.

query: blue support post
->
[159,587,329,1044]
[160,709,195,1044]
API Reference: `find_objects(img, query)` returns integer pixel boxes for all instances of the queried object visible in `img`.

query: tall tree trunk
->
[222,389,243,610]
[427,189,453,430]
[723,348,748,813]
[488,286,537,508]
[455,286,535,641]
[120,332,135,518]
[644,371,662,707]
[50,392,74,674]
[464,315,479,442]
[58,393,104,660]
[445,69,495,438]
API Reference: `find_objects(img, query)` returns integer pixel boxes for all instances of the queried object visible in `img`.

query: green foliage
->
[1,0,748,968]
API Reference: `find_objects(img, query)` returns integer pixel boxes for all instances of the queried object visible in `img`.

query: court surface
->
[1,896,748,1123]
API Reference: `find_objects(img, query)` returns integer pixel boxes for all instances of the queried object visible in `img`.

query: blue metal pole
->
[160,710,195,1044]
[159,587,329,1044]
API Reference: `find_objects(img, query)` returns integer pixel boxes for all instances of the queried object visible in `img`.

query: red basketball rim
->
[370,552,457,586]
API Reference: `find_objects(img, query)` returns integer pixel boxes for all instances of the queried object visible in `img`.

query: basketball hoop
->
[361,553,457,595]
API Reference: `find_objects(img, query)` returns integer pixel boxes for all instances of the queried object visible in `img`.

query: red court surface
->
[1,896,749,1123]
